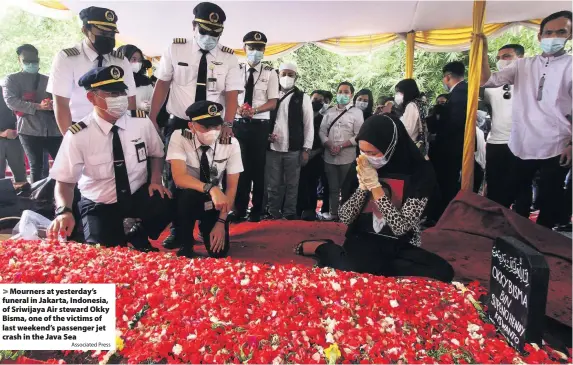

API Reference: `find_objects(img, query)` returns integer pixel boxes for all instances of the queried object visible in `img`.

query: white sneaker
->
[320,213,337,221]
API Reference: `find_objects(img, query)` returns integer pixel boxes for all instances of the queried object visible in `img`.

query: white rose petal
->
[252,265,260,273]
[271,310,277,317]
[350,278,357,287]
[390,300,399,308]
[312,353,321,362]
[172,344,183,356]
[240,278,250,286]
[187,334,197,340]
[451,339,460,346]
[326,333,335,343]
[331,282,341,291]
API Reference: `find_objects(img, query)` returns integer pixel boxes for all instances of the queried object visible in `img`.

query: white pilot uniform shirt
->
[155,38,243,120]
[50,112,164,205]
[47,40,137,122]
[166,129,243,187]
[236,63,279,120]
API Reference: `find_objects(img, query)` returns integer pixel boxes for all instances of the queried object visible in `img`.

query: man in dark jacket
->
[427,61,468,211]
[0,85,27,186]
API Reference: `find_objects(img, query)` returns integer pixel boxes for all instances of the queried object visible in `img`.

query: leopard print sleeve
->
[338,188,369,225]
[374,195,428,237]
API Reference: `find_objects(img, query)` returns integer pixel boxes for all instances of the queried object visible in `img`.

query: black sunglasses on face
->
[503,84,511,100]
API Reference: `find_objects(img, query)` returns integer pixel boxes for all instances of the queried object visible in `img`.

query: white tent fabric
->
[17,1,573,57]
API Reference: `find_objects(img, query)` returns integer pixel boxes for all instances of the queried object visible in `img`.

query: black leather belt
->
[234,118,270,124]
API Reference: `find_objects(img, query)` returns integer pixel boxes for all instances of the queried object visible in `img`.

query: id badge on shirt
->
[207,77,217,92]
[135,142,147,162]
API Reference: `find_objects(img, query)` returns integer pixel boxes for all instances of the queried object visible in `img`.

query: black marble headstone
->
[488,236,549,352]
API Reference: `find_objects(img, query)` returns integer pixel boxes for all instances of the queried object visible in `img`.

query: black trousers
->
[319,170,330,214]
[508,155,569,228]
[19,135,62,183]
[233,120,271,216]
[78,184,172,246]
[315,233,454,282]
[173,188,230,258]
[297,153,323,216]
[433,151,462,213]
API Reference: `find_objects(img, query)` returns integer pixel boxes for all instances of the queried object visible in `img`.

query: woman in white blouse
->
[319,82,364,221]
[394,79,429,159]
[117,45,154,112]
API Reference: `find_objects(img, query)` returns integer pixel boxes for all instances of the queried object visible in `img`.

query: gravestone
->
[488,236,549,353]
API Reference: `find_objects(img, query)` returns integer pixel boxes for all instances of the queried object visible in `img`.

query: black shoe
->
[228,211,246,223]
[284,214,298,221]
[162,234,181,250]
[301,210,317,221]
[176,247,195,258]
[126,223,159,252]
[247,213,261,222]
[553,222,572,232]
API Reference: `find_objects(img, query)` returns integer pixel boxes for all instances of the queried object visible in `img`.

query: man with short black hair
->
[3,44,61,183]
[429,61,468,210]
[483,44,525,206]
[480,10,572,228]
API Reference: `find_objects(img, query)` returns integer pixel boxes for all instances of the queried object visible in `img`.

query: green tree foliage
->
[0,7,82,79]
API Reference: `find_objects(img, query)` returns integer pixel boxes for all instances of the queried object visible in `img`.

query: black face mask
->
[91,35,116,55]
[312,101,324,112]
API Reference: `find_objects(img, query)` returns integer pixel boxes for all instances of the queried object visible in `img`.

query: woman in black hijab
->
[295,114,454,282]
[353,89,373,120]
[117,44,154,112]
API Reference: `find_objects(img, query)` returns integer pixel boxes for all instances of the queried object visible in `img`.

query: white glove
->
[357,155,381,191]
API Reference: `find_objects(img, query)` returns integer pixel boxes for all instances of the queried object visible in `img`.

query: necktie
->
[195,50,209,102]
[244,68,256,106]
[111,125,132,207]
[199,145,210,183]
[96,55,104,67]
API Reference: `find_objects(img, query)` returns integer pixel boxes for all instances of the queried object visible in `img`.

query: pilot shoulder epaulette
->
[131,110,148,118]
[62,47,80,57]
[263,65,274,72]
[221,46,234,54]
[68,122,87,135]
[173,38,187,44]
[182,129,193,140]
[110,50,124,59]
[218,135,232,145]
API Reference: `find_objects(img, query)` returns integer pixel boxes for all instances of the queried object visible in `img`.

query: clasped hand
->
[356,155,381,191]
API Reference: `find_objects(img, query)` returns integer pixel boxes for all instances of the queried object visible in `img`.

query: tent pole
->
[461,0,486,191]
[405,31,415,78]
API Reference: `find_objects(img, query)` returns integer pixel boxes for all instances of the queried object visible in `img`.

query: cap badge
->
[208,104,218,116]
[209,12,219,23]
[104,10,115,22]
[254,33,262,41]
[110,67,121,80]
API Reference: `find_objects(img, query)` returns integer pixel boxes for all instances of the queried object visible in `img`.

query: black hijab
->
[341,113,435,203]
[117,45,153,87]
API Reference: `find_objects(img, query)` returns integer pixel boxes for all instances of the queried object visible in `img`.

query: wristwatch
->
[55,206,72,216]
[303,148,311,153]
[203,183,214,194]
[223,122,233,128]
[254,108,259,115]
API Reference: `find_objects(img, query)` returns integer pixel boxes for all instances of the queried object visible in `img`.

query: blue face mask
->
[540,37,567,55]
[247,50,264,65]
[336,94,351,105]
[196,33,219,51]
[23,63,39,74]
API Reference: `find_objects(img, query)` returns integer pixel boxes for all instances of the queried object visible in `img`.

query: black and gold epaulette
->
[110,50,124,59]
[173,38,187,44]
[131,110,147,118]
[68,122,87,135]
[221,46,234,54]
[62,47,80,57]
[219,135,232,145]
[182,129,193,140]
[263,65,274,72]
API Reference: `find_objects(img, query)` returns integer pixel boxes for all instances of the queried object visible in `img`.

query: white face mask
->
[394,92,404,106]
[131,62,142,73]
[361,152,388,169]
[355,100,368,111]
[280,76,295,90]
[496,59,514,71]
[96,94,128,119]
[196,129,220,146]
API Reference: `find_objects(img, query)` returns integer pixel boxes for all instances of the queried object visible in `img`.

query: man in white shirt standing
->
[480,10,572,229]
[266,63,313,220]
[483,44,524,206]
[47,6,137,135]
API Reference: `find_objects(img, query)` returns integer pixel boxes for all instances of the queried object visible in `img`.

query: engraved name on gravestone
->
[488,236,549,352]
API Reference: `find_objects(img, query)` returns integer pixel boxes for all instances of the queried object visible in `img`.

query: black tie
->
[111,125,132,207]
[96,55,104,67]
[199,145,210,183]
[195,50,209,102]
[244,68,255,106]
